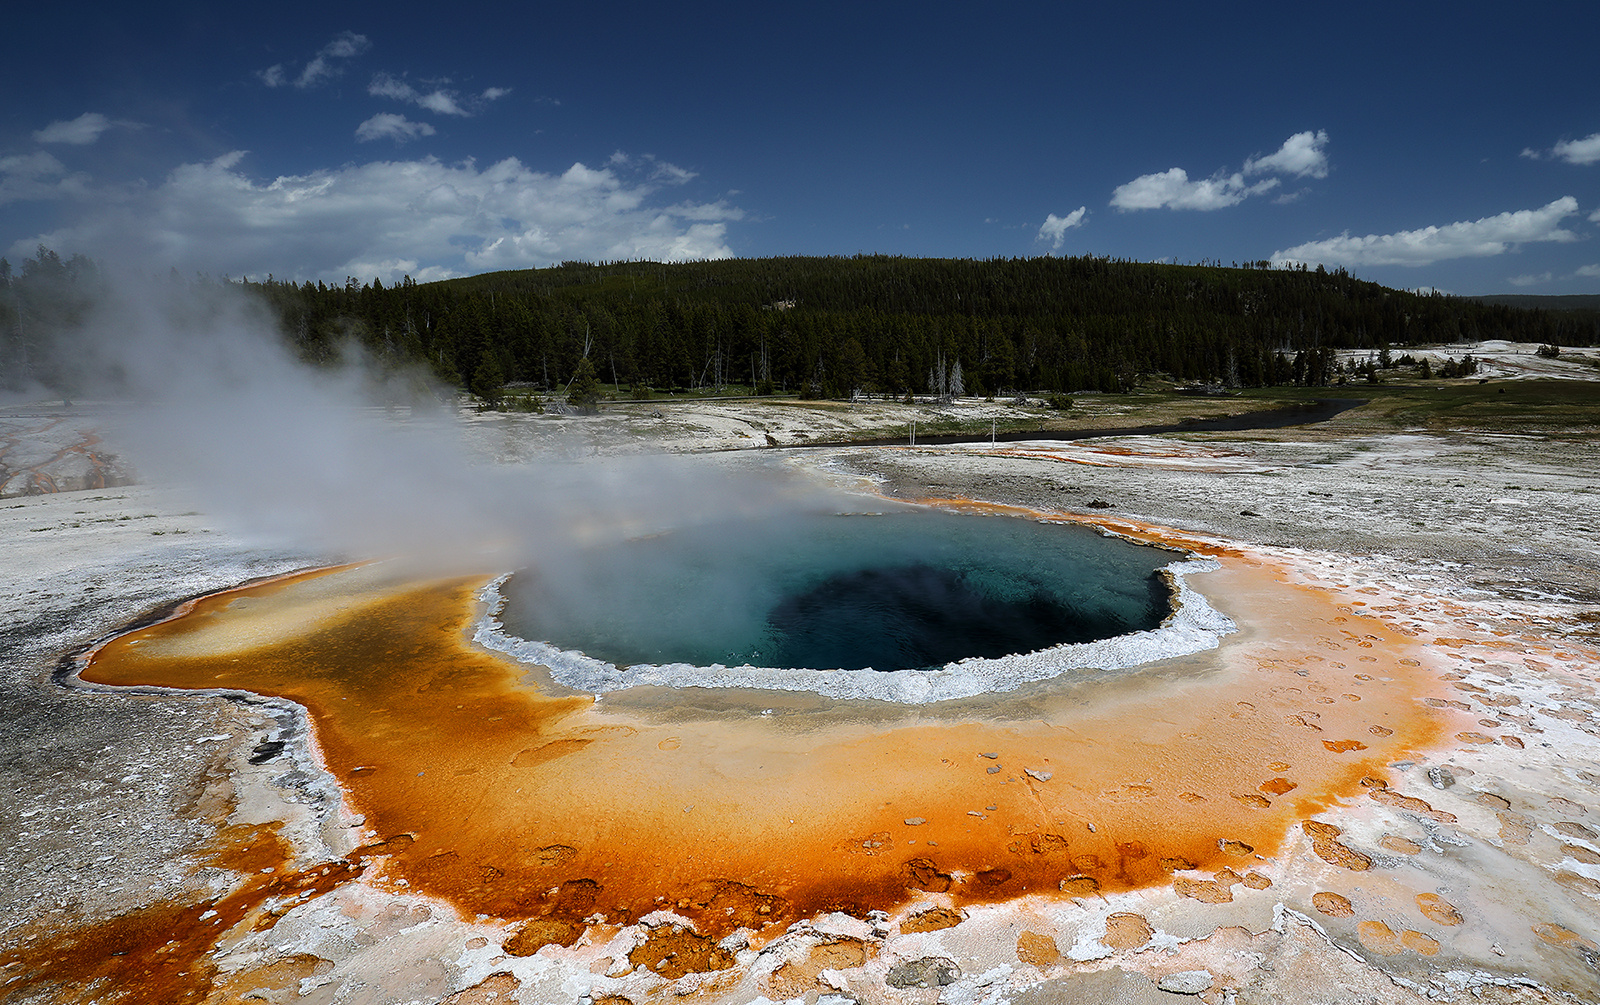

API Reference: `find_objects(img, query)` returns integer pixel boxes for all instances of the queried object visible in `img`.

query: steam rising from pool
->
[481,509,1238,702]
[16,265,1232,707]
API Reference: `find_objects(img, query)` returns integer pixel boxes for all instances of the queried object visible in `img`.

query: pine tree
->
[472,354,505,408]
[567,357,602,413]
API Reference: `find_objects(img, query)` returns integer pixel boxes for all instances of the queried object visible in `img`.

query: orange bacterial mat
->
[79,510,1448,945]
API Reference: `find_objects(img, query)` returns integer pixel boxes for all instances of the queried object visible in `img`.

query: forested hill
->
[3,250,1597,398]
[1463,293,1600,313]
[245,255,1595,398]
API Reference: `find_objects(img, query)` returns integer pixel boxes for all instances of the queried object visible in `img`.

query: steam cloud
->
[20,264,1237,696]
[55,267,844,572]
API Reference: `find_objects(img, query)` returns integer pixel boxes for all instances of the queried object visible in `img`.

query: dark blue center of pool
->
[503,511,1173,671]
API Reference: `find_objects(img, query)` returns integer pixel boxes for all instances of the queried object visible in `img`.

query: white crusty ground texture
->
[2,378,1599,1004]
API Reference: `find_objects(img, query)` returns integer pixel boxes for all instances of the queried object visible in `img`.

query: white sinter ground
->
[4,342,1599,1005]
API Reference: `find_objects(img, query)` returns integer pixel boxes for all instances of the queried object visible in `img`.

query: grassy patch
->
[600,383,801,403]
[1232,379,1600,438]
[1369,381,1596,434]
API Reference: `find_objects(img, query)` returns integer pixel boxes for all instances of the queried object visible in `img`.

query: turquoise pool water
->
[502,510,1173,672]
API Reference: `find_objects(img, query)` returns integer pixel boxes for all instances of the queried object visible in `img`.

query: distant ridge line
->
[1461,294,1600,311]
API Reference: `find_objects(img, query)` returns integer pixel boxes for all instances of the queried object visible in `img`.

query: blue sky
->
[3,1,1598,294]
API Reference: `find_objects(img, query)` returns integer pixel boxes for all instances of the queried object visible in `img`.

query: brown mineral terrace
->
[51,505,1455,992]
[0,415,132,497]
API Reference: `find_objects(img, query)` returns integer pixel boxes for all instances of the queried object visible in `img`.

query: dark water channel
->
[811,397,1368,448]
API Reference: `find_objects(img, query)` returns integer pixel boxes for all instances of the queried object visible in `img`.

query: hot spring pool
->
[499,510,1177,673]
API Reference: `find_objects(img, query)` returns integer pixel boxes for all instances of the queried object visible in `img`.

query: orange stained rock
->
[1312,892,1355,917]
[442,973,522,1005]
[1563,844,1600,865]
[1357,920,1405,956]
[1102,912,1155,950]
[1416,893,1464,927]
[1059,875,1101,896]
[629,925,735,980]
[1368,788,1457,824]
[0,821,359,1004]
[1016,930,1061,967]
[767,938,869,998]
[78,509,1450,947]
[1554,871,1600,895]
[505,918,584,955]
[1533,923,1598,950]
[0,419,123,494]
[1174,875,1236,904]
[1401,930,1441,955]
[1498,812,1535,845]
[901,907,962,933]
[1380,835,1423,855]
[1302,821,1374,871]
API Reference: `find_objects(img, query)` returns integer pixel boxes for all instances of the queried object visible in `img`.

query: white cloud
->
[1552,133,1600,166]
[19,151,741,283]
[0,151,93,206]
[368,73,507,117]
[1271,197,1580,268]
[1577,264,1600,277]
[1507,272,1552,287]
[417,92,466,116]
[34,112,114,145]
[1112,131,1326,212]
[258,32,370,89]
[295,32,370,89]
[355,113,436,144]
[664,198,740,222]
[608,151,696,184]
[369,73,416,100]
[1,151,66,178]
[1036,208,1086,249]
[319,31,369,60]
[1590,207,1600,223]
[652,161,695,184]
[1244,130,1330,178]
[1523,132,1600,165]
[1111,168,1278,211]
